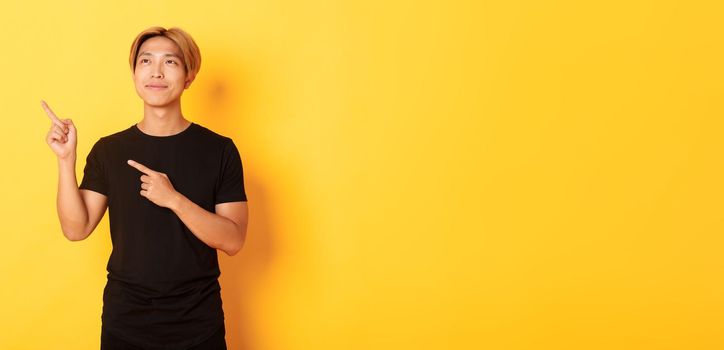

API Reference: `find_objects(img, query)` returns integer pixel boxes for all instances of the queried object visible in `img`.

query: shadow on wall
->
[189,50,274,350]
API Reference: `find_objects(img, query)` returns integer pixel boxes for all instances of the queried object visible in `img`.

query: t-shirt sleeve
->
[78,138,109,196]
[215,138,248,204]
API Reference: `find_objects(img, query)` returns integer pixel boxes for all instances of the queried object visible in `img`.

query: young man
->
[43,26,248,349]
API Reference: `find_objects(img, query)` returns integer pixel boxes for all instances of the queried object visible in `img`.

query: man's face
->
[132,36,193,107]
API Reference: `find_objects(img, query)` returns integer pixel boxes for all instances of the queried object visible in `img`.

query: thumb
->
[65,119,76,132]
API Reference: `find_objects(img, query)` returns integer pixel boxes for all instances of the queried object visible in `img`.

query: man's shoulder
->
[192,122,233,143]
[96,125,136,143]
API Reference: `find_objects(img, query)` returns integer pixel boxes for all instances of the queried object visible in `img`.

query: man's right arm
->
[43,100,108,241]
[57,157,107,241]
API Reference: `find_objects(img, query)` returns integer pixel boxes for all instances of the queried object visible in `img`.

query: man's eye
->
[166,60,177,64]
[140,58,149,63]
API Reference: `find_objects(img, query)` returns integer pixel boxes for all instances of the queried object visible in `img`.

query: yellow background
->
[1,0,721,349]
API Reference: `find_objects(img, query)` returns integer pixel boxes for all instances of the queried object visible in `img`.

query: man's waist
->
[102,277,224,322]
[106,272,220,298]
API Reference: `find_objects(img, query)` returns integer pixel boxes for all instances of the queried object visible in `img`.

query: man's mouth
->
[146,84,168,89]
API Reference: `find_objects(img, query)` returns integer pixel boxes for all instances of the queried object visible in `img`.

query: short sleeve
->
[78,139,109,196]
[215,139,247,204]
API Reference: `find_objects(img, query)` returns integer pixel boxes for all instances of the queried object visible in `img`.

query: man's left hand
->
[127,159,180,209]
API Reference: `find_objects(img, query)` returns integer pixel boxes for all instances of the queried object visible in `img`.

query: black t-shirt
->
[79,121,247,349]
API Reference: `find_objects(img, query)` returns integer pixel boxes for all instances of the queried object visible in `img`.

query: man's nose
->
[151,65,164,78]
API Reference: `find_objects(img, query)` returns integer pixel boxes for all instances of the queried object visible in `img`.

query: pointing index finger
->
[127,159,153,175]
[40,100,66,128]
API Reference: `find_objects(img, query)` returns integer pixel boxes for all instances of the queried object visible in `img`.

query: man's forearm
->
[57,156,89,240]
[169,193,244,256]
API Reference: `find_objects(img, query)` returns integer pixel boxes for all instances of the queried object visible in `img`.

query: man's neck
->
[138,102,190,136]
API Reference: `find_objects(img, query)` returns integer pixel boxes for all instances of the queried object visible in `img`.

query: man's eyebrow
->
[138,51,182,59]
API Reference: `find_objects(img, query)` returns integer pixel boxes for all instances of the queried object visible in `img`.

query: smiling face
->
[132,36,194,107]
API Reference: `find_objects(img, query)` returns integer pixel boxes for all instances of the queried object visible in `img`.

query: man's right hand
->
[42,100,77,160]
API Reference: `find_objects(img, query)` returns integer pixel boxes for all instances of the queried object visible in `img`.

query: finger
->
[140,175,151,183]
[48,127,65,139]
[127,159,153,175]
[51,130,67,142]
[52,123,68,135]
[140,190,147,197]
[40,100,66,129]
[141,183,149,190]
[66,119,76,132]
[49,116,68,131]
[47,131,63,144]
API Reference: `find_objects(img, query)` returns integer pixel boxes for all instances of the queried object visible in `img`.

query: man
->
[43,26,248,349]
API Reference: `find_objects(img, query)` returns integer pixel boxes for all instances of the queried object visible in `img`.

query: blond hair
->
[129,26,201,79]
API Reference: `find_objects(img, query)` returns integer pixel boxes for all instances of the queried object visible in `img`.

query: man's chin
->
[142,98,179,108]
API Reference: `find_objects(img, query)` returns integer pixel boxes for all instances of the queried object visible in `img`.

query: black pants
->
[101,325,227,350]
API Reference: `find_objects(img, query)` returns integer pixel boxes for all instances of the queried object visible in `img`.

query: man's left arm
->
[127,159,249,256]
[171,195,248,256]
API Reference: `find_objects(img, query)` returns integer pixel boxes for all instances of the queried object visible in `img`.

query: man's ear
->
[184,73,196,89]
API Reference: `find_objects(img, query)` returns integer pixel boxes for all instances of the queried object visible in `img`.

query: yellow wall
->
[1,0,721,349]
